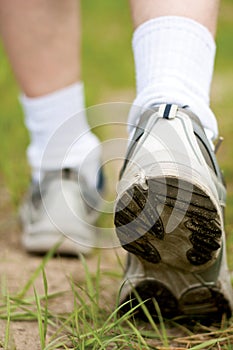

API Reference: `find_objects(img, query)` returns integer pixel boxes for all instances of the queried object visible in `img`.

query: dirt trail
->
[0,182,125,349]
[0,180,229,349]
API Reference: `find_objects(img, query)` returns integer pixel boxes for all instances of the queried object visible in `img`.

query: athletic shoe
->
[20,168,103,255]
[114,104,233,322]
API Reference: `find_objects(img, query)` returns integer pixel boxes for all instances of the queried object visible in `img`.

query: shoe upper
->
[20,168,103,254]
[119,104,226,208]
[29,169,102,219]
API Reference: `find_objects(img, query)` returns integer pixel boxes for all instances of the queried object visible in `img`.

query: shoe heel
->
[115,113,224,271]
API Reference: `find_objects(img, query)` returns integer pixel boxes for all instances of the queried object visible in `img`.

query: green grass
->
[0,251,233,349]
[1,0,233,348]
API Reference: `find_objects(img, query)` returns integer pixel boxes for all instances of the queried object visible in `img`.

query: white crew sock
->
[129,16,218,140]
[21,82,101,188]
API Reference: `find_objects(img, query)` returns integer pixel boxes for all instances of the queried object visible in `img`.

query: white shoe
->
[115,104,233,322]
[20,168,103,255]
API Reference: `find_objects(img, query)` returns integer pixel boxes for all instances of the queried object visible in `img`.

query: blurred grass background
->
[0,0,233,265]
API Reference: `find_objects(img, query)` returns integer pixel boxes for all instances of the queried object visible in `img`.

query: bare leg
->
[129,0,220,36]
[0,0,99,187]
[0,1,101,254]
[0,0,81,97]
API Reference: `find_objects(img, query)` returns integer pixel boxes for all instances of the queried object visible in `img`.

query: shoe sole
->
[115,176,232,320]
[115,176,222,270]
[21,232,93,256]
[119,279,232,323]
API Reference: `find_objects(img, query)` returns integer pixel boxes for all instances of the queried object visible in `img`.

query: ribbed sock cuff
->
[129,16,218,139]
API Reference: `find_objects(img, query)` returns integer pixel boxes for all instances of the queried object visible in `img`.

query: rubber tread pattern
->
[115,177,222,266]
[119,280,231,323]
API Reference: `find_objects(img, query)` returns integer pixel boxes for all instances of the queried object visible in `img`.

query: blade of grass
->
[34,286,46,349]
[127,286,163,344]
[44,335,68,350]
[152,298,169,348]
[95,253,101,308]
[42,269,48,343]
[17,242,61,299]
[190,337,228,350]
[79,254,98,324]
[4,294,10,350]
[125,319,150,349]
